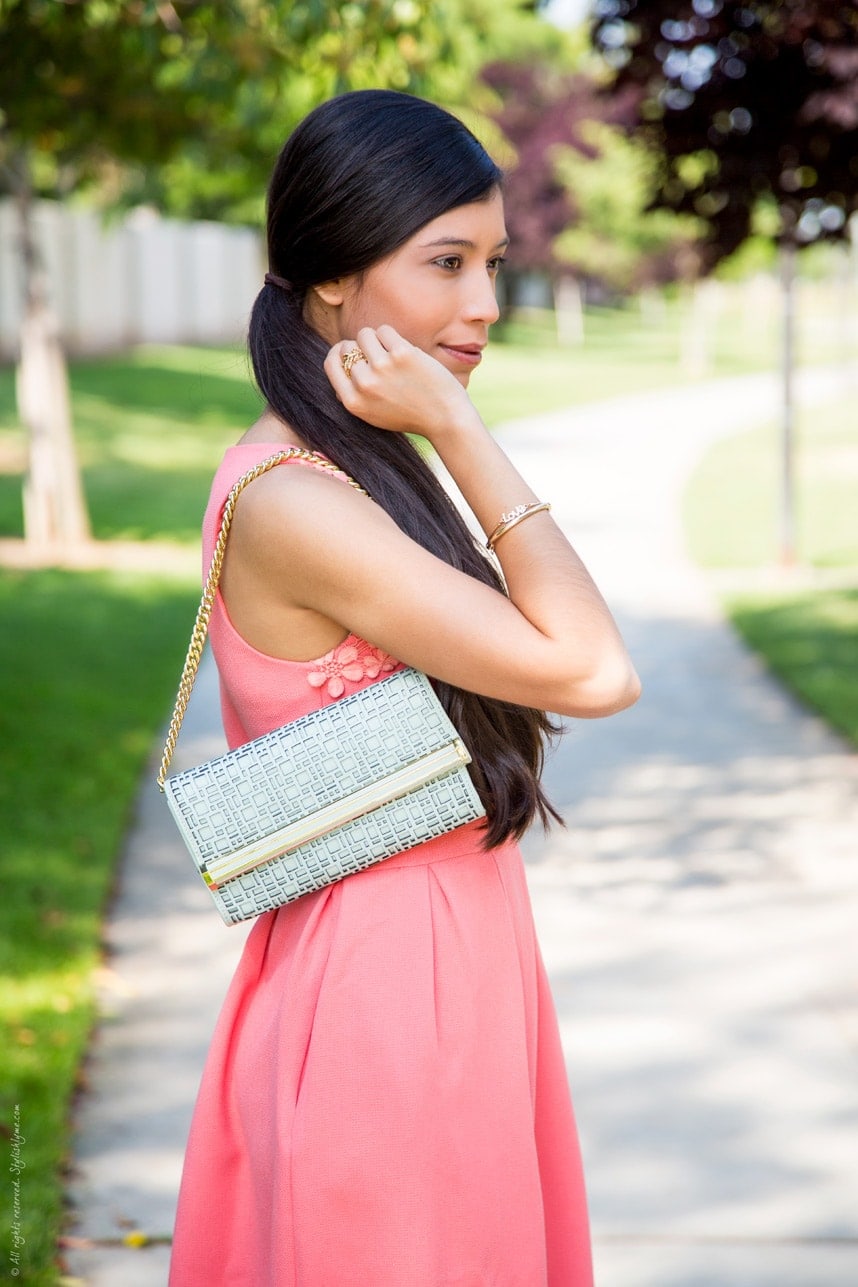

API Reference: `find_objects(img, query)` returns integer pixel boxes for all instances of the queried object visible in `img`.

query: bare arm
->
[224,327,640,719]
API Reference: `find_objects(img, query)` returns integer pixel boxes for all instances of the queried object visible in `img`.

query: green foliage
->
[714,234,777,282]
[0,0,548,220]
[0,567,198,1283]
[481,59,644,277]
[554,122,703,289]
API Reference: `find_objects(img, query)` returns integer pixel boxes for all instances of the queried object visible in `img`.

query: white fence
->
[0,199,264,360]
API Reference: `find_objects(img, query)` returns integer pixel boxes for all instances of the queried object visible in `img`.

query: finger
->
[340,334,389,390]
[373,324,410,355]
[354,327,390,364]
[343,346,371,382]
[331,337,366,364]
[324,342,360,398]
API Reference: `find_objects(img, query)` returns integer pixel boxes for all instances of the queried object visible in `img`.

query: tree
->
[1,0,546,223]
[481,59,641,337]
[0,0,218,547]
[554,120,703,293]
[591,0,858,563]
[0,0,541,549]
[1,0,259,547]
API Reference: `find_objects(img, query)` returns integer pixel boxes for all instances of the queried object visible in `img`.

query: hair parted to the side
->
[248,88,561,847]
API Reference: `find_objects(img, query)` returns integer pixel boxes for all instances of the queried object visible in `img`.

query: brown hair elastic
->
[264,272,294,292]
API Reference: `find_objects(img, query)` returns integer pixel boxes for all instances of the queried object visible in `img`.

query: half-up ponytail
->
[248,90,560,847]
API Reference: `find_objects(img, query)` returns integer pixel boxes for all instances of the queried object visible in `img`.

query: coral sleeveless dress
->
[168,444,593,1287]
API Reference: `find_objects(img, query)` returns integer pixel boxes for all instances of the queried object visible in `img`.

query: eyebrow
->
[418,236,510,251]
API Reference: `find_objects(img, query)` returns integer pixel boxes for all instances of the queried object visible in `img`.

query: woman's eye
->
[488,256,507,274]
[434,256,463,271]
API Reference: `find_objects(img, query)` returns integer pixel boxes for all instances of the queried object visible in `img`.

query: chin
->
[454,371,472,388]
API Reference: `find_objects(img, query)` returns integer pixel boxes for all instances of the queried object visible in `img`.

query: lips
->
[440,343,485,367]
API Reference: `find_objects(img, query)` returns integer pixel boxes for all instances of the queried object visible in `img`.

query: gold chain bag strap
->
[157,448,486,925]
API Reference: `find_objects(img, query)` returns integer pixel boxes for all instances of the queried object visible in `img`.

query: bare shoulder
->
[229,457,392,562]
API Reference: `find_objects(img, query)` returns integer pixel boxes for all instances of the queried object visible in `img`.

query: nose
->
[461,268,501,327]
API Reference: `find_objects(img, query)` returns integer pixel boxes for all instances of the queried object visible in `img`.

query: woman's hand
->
[228,323,640,720]
[323,325,480,445]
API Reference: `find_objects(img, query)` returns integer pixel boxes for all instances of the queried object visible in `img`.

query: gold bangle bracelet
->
[486,501,552,552]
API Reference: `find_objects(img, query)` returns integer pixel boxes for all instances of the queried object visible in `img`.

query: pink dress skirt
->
[168,445,593,1287]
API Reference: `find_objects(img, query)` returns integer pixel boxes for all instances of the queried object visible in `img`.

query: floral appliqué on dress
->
[307,639,398,699]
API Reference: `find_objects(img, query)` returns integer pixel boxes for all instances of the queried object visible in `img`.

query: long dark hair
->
[248,89,560,846]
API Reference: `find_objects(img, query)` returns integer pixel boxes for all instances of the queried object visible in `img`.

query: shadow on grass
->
[70,347,260,428]
[0,347,263,541]
[0,455,231,543]
[1,567,200,977]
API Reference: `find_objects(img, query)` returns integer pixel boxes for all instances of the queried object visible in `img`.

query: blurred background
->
[1,2,856,1283]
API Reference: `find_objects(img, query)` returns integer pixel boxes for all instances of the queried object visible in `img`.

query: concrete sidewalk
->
[64,369,858,1286]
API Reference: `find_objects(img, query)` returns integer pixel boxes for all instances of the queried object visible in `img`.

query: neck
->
[240,408,309,449]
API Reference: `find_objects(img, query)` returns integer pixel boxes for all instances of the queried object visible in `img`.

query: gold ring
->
[341,346,367,378]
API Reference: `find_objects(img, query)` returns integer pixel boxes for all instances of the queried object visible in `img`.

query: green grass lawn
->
[726,588,858,747]
[0,322,677,540]
[684,392,858,570]
[475,291,784,423]
[0,345,260,542]
[684,391,858,745]
[1,569,198,1285]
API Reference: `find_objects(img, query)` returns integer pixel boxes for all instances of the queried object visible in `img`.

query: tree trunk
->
[638,286,666,324]
[841,221,858,389]
[13,167,91,550]
[778,238,796,567]
[553,274,584,346]
[680,277,722,378]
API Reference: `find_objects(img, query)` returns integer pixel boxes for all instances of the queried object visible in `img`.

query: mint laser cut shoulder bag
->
[157,449,486,925]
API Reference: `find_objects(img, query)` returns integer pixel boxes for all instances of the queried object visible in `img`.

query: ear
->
[312,279,346,307]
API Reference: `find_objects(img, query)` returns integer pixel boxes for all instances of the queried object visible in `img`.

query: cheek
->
[388,294,434,332]
[347,279,445,345]
[350,290,411,335]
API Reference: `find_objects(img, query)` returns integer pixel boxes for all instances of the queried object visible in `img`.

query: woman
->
[169,89,640,1286]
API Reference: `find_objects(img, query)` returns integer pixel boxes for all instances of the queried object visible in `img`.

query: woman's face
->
[312,188,508,387]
